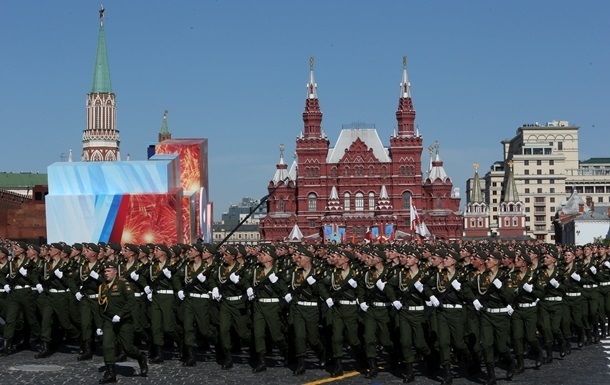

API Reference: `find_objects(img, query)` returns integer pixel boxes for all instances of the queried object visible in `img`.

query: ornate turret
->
[497,160,526,238]
[159,110,171,142]
[463,162,490,238]
[503,160,520,203]
[376,185,393,211]
[396,56,416,137]
[82,6,120,162]
[302,57,323,139]
[425,142,450,184]
[471,163,484,204]
[271,145,291,186]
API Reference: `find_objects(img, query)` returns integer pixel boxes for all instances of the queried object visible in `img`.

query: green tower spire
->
[90,6,112,94]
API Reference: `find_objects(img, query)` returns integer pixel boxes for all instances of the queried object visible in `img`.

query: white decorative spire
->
[400,56,411,98]
[271,144,291,185]
[330,186,339,200]
[288,151,298,183]
[326,186,343,211]
[376,185,393,210]
[380,185,389,199]
[68,149,73,162]
[425,141,450,184]
[306,56,317,99]
[288,223,304,242]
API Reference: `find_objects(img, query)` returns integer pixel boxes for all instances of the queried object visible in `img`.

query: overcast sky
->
[1,1,608,220]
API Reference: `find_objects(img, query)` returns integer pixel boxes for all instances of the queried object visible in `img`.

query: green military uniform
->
[561,260,585,347]
[38,255,81,357]
[98,263,147,384]
[581,256,601,343]
[598,253,610,337]
[118,257,149,342]
[535,258,566,362]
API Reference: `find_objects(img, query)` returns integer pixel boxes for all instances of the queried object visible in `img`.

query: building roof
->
[573,211,610,222]
[580,158,610,164]
[503,163,520,203]
[0,172,48,188]
[471,169,483,203]
[160,111,170,135]
[425,150,450,184]
[327,128,390,163]
[90,24,112,93]
[560,191,587,215]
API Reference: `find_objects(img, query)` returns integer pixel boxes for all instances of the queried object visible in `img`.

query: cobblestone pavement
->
[1,341,609,385]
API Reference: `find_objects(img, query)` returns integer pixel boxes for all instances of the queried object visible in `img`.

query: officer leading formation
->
[0,237,609,385]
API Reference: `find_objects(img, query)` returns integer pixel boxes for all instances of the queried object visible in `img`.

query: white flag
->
[410,197,430,238]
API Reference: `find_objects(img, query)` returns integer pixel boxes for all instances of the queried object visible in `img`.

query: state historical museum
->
[259,57,462,242]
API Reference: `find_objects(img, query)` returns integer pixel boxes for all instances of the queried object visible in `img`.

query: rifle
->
[182,261,216,295]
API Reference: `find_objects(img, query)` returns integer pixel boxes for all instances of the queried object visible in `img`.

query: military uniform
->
[72,257,105,360]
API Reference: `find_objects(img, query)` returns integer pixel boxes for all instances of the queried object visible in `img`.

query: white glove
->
[146,293,153,301]
[284,293,293,303]
[269,273,278,284]
[414,280,424,293]
[144,286,152,295]
[549,278,560,288]
[212,287,221,301]
[36,284,43,294]
[306,276,316,285]
[130,271,139,281]
[451,280,461,291]
[96,328,103,336]
[325,298,334,308]
[590,266,597,275]
[604,261,610,269]
[197,272,206,282]
[392,300,403,310]
[178,290,185,300]
[570,272,581,282]
[360,302,369,312]
[507,305,514,316]
[523,283,533,293]
[425,301,432,307]
[19,267,27,276]
[162,268,172,278]
[112,315,121,323]
[75,292,84,301]
[229,272,240,284]
[3,284,10,293]
[493,278,502,289]
[473,299,484,311]
[246,287,255,300]
[89,270,99,280]
[430,295,440,308]
[54,269,64,279]
[375,279,386,291]
[348,278,357,288]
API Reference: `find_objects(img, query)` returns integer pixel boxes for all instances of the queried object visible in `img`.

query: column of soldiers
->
[1,238,610,385]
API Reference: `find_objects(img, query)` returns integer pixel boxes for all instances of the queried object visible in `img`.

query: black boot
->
[35,341,51,359]
[593,325,600,344]
[535,349,543,369]
[506,356,516,379]
[182,346,196,367]
[364,358,378,379]
[138,352,148,376]
[559,339,567,358]
[317,347,327,368]
[115,344,127,362]
[565,340,572,355]
[1,339,14,356]
[222,349,233,370]
[600,323,607,339]
[467,352,481,376]
[585,330,592,346]
[403,362,415,383]
[543,345,553,364]
[578,331,585,348]
[252,352,266,373]
[99,364,117,384]
[77,342,93,361]
[441,364,452,385]
[485,363,496,385]
[293,357,305,376]
[331,358,343,378]
[515,355,525,374]
[150,345,164,364]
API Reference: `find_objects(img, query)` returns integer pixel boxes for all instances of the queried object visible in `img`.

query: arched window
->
[470,218,476,227]
[344,167,349,177]
[355,193,364,211]
[381,166,387,176]
[369,166,374,176]
[504,217,510,227]
[279,198,285,212]
[478,218,483,227]
[402,191,412,209]
[308,193,317,212]
[344,192,350,211]
[331,167,337,178]
[513,217,518,226]
[368,192,375,210]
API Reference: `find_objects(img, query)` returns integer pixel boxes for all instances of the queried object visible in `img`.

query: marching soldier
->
[72,243,105,361]
[249,244,290,373]
[561,248,585,350]
[178,243,218,367]
[98,261,148,384]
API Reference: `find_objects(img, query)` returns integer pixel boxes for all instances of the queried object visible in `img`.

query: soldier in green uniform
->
[288,246,327,376]
[597,244,610,338]
[2,241,42,355]
[469,250,515,385]
[97,261,148,384]
[360,247,396,379]
[177,243,218,367]
[561,248,585,350]
[390,246,431,383]
[145,244,183,363]
[211,245,252,370]
[72,243,105,361]
[118,244,149,347]
[248,244,290,373]
[36,244,81,358]
[0,247,10,339]
[536,250,567,363]
[506,250,543,373]
[581,244,601,344]
[320,248,364,378]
